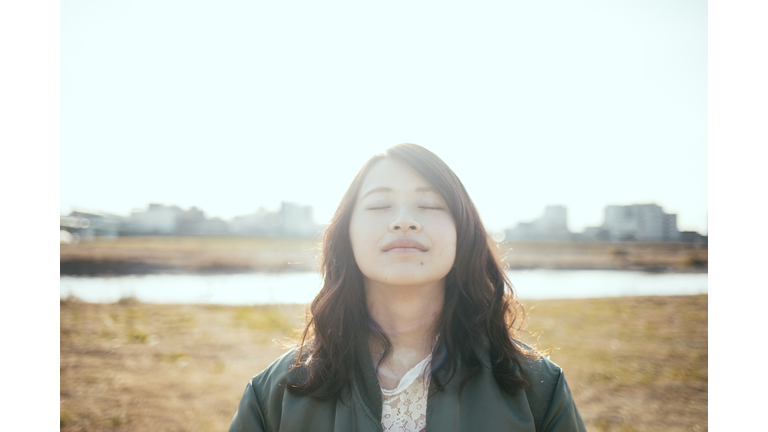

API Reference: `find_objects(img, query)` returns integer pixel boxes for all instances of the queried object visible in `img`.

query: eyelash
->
[366,206,443,211]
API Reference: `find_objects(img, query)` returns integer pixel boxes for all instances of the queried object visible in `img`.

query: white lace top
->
[380,354,432,432]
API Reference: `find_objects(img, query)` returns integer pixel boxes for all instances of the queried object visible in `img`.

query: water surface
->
[60,270,708,305]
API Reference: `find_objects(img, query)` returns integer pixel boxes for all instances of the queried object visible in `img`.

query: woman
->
[229,144,585,431]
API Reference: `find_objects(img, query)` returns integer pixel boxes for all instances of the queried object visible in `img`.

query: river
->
[60,270,707,305]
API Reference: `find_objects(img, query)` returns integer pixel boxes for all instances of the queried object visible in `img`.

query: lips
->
[382,238,428,252]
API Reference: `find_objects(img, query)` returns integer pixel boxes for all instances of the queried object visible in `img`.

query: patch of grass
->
[155,351,189,363]
[233,306,293,333]
[636,371,655,384]
[107,414,125,426]
[681,256,708,268]
[116,296,141,307]
[60,295,84,307]
[127,328,149,343]
[61,327,80,339]
[60,410,74,428]
[668,356,707,382]
[82,375,99,384]
[163,313,196,329]
[98,329,116,339]
[124,307,145,321]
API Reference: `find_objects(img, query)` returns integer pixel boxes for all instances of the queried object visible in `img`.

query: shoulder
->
[229,348,305,432]
[509,339,563,381]
[515,350,564,386]
[477,337,565,401]
[516,352,565,403]
[510,341,585,432]
[474,337,563,386]
[249,347,304,395]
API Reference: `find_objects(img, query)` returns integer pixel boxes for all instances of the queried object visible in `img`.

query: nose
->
[389,207,421,233]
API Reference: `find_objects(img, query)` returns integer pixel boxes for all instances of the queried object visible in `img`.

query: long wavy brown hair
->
[287,143,537,400]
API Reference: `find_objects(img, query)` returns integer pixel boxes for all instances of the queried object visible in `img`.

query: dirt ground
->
[60,295,707,431]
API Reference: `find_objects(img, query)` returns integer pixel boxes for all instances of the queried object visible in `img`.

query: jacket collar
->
[351,334,476,420]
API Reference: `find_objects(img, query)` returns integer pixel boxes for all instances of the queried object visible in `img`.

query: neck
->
[365,278,444,386]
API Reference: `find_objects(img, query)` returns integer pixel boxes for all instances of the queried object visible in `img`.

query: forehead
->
[359,158,434,193]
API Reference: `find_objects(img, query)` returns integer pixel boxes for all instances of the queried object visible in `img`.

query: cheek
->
[432,219,458,261]
[349,217,375,262]
[349,220,363,256]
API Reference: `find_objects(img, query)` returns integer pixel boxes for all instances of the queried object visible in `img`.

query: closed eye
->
[419,207,444,210]
[367,206,391,210]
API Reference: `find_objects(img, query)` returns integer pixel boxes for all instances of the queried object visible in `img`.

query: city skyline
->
[62,199,707,237]
[61,192,708,234]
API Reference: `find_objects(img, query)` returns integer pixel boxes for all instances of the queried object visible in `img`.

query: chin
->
[373,267,448,286]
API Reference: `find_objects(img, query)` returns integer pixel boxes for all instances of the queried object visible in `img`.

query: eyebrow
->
[360,186,439,200]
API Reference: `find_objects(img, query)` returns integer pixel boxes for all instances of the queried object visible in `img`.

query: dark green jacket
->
[229,341,585,431]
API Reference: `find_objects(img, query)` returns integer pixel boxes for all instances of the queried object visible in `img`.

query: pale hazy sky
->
[61,0,707,233]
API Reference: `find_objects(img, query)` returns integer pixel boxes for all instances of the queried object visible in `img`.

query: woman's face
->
[349,157,457,287]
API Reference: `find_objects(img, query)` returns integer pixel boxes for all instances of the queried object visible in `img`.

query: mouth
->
[382,239,428,253]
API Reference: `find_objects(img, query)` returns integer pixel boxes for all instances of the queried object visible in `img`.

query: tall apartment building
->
[599,204,680,241]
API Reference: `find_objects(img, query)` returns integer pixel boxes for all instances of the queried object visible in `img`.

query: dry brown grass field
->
[60,237,321,274]
[498,241,707,272]
[60,237,707,275]
[60,295,707,432]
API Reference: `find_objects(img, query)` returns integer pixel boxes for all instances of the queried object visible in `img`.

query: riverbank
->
[60,294,707,431]
[60,237,707,275]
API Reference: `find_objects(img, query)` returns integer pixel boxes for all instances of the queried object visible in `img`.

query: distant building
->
[230,207,283,237]
[127,204,183,235]
[679,231,708,244]
[505,205,572,241]
[582,204,681,242]
[503,203,705,243]
[230,202,321,238]
[198,217,231,236]
[280,202,319,237]
[174,206,230,236]
[62,201,323,238]
[60,211,124,241]
[580,226,610,242]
